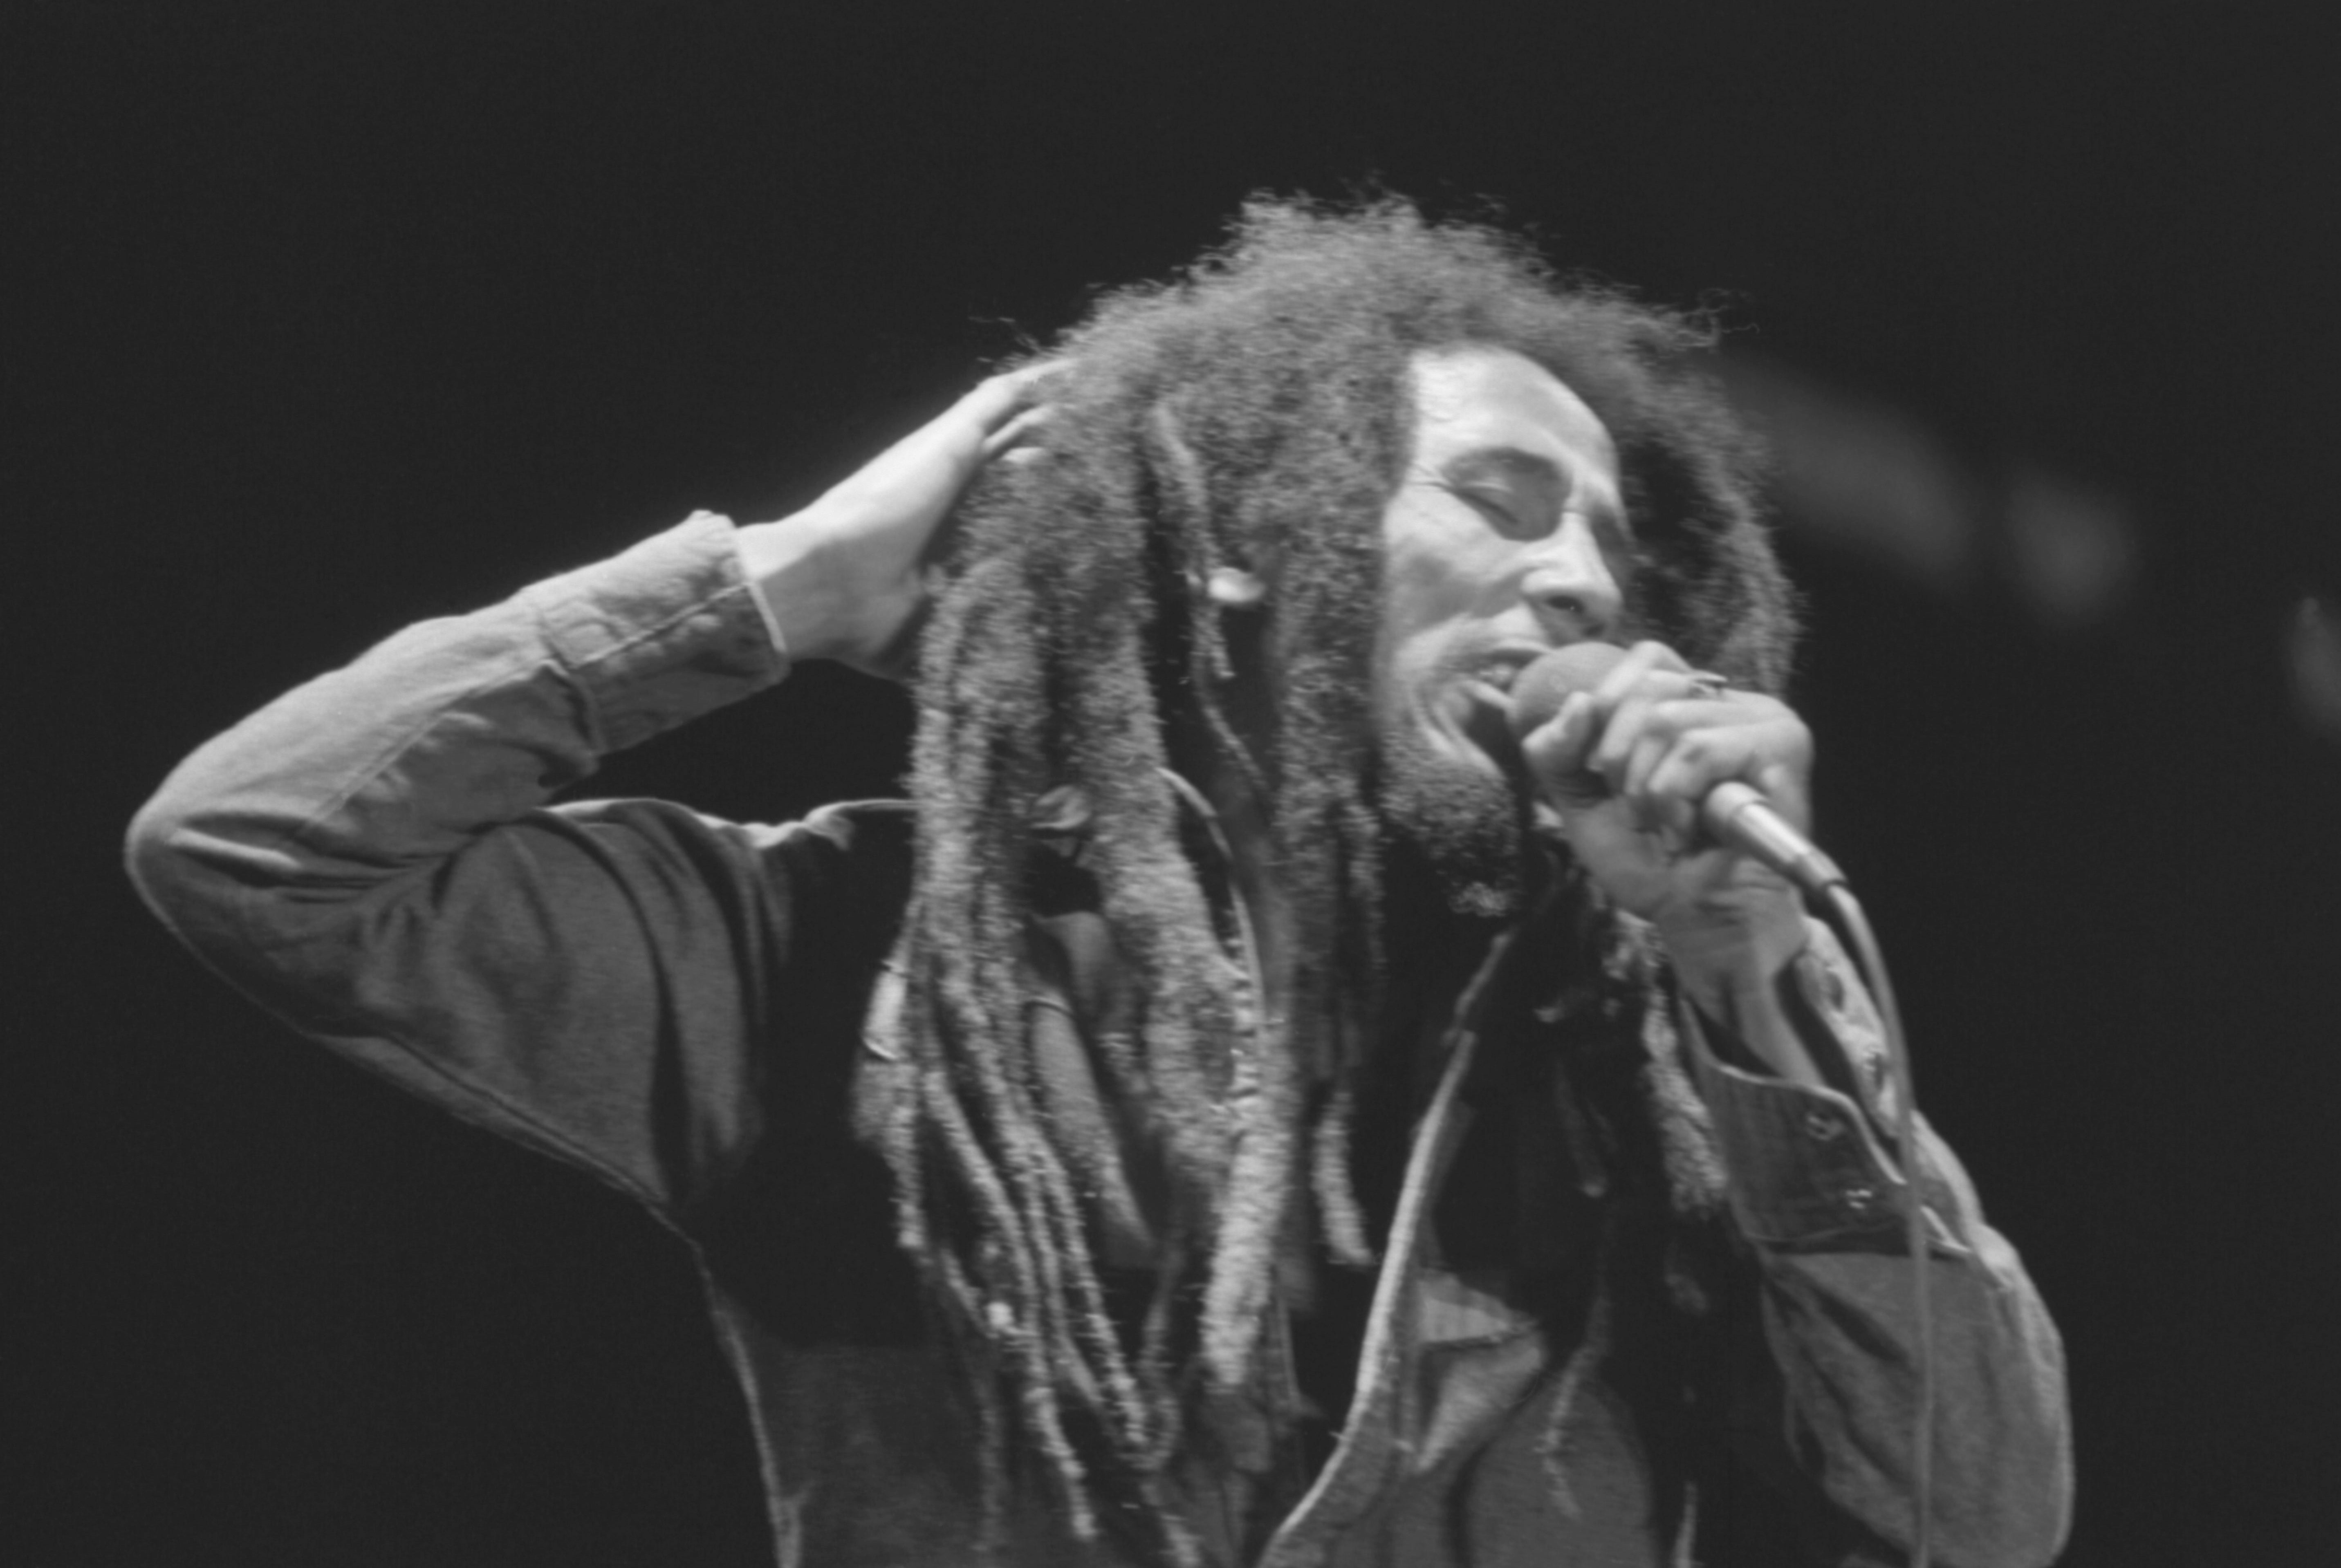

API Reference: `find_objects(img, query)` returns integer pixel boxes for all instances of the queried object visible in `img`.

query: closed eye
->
[1438,479,1553,540]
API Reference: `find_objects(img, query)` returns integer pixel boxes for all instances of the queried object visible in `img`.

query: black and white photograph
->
[9,4,2336,1564]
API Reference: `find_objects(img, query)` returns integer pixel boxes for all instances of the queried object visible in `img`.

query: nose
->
[1519,514,1622,641]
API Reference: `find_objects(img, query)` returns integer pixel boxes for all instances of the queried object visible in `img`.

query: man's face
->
[1374,345,1631,911]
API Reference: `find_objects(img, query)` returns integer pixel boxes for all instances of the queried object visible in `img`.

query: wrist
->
[735,507,860,666]
[1655,882,1823,1086]
[1654,876,1806,999]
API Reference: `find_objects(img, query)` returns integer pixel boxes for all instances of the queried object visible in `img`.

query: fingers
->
[1518,638,1811,851]
[981,403,1052,461]
[966,356,1065,404]
[1520,640,1688,783]
[991,356,1072,393]
[1634,712,1760,845]
[964,358,1067,428]
[971,361,1070,465]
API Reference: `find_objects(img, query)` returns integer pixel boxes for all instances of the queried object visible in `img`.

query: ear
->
[1206,565,1268,609]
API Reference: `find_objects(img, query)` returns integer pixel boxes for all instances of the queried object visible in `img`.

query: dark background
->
[8,3,2337,1564]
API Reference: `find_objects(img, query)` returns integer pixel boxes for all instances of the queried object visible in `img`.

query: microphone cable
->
[1812,879,1934,1568]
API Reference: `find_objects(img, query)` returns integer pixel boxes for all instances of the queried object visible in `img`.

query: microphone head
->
[1507,642,1627,740]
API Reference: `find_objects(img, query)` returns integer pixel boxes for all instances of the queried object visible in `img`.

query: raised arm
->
[125,366,1057,1216]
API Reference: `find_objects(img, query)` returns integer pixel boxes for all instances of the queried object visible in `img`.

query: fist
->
[1517,639,1812,939]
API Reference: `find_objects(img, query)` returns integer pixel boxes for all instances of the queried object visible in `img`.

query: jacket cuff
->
[520,511,789,753]
[1679,920,1963,1252]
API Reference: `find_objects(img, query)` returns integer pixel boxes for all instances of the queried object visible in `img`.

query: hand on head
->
[740,361,1066,679]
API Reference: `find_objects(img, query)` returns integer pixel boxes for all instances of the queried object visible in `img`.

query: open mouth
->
[1460,693,1522,773]
[1453,656,1538,777]
[1464,649,1537,698]
[1440,640,1578,780]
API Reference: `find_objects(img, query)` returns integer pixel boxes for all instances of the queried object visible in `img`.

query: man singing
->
[128,200,2070,1566]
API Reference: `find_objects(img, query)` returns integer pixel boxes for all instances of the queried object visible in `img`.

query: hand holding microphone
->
[1507,640,1841,931]
[1511,643,1932,1557]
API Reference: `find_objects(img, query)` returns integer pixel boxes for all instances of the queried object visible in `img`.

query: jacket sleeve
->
[124,512,835,1221]
[1681,921,2074,1568]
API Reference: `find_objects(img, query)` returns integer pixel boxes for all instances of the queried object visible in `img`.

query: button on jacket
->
[128,514,2072,1566]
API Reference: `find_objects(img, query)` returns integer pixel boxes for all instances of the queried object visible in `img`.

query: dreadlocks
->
[874,195,1798,1556]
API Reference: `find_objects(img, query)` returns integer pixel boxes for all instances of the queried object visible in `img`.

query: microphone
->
[1507,643,1847,893]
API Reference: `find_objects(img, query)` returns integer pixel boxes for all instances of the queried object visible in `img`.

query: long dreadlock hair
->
[874,196,1798,1555]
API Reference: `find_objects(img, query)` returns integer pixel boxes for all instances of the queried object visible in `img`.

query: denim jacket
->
[128,513,2071,1566]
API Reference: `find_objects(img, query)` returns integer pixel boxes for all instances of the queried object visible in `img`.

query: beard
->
[1376,719,1533,920]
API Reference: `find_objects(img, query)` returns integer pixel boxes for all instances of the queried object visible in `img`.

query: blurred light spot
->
[2004,466,2137,631]
[1725,357,1975,589]
[2287,596,2341,748]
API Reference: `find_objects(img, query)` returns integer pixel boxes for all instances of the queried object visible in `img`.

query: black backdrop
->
[9,4,2337,1564]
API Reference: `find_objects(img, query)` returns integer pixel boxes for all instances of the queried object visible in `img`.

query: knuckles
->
[1667,730,1722,773]
[1518,644,1817,813]
[1567,683,1814,805]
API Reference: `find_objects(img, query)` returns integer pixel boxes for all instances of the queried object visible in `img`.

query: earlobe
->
[1207,565,1267,609]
